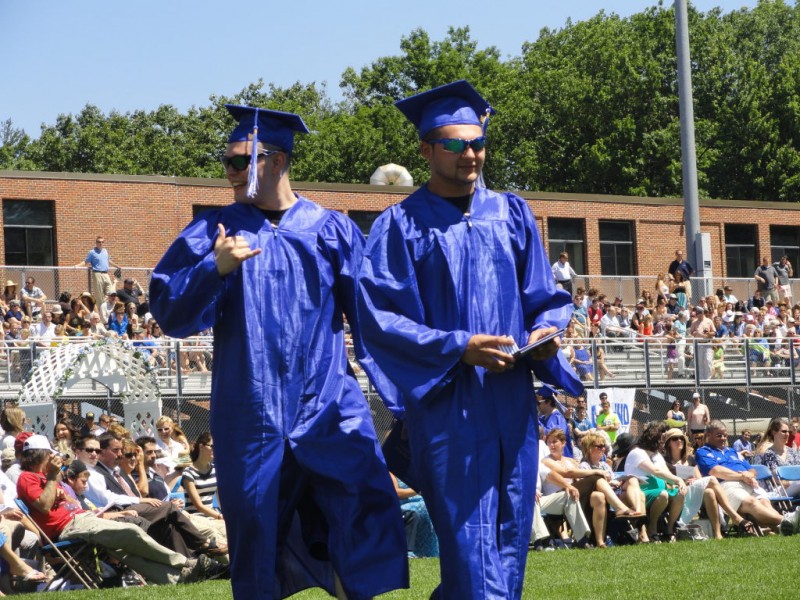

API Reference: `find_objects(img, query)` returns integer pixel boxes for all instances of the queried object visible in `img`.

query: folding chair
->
[15,498,101,590]
[750,464,794,513]
[776,465,800,507]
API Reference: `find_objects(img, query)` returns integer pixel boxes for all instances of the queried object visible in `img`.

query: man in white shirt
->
[552,252,578,295]
[31,311,56,346]
[600,306,635,340]
[99,290,118,324]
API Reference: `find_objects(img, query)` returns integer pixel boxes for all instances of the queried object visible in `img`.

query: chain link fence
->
[5,336,798,447]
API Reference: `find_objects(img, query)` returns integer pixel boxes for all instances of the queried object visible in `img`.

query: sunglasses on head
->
[220,149,280,171]
[426,136,486,154]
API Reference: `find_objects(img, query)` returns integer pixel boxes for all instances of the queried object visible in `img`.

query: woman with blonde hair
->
[155,415,190,460]
[0,407,25,449]
[544,428,644,548]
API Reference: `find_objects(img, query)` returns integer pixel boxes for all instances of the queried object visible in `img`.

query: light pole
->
[675,0,707,299]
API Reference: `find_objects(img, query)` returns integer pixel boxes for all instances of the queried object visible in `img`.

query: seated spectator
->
[569,340,594,382]
[0,408,25,451]
[623,421,686,542]
[4,300,23,323]
[752,419,800,499]
[183,433,223,521]
[99,291,118,324]
[107,302,129,338]
[578,432,646,524]
[594,344,615,380]
[64,297,89,336]
[570,401,593,448]
[87,312,110,338]
[155,417,190,462]
[695,420,798,534]
[662,428,754,538]
[390,473,439,557]
[17,438,226,585]
[2,281,18,308]
[52,419,77,463]
[533,461,594,549]
[732,429,754,461]
[116,278,150,318]
[20,277,46,319]
[665,400,685,428]
[543,429,642,549]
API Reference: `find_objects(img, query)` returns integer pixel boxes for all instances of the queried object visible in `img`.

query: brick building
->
[2,170,800,285]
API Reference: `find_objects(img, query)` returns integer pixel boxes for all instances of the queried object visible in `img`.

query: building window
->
[547,218,585,275]
[348,210,383,237]
[192,204,220,219]
[3,200,55,266]
[599,221,634,275]
[725,224,757,278]
[770,225,800,268]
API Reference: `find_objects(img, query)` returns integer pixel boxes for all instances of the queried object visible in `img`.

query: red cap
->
[14,431,34,454]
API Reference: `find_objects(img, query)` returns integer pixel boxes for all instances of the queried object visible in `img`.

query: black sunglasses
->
[426,136,486,154]
[220,149,280,171]
[83,448,100,454]
[124,452,137,459]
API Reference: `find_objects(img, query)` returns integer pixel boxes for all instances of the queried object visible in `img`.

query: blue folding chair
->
[750,464,794,513]
[776,465,800,507]
[15,498,100,590]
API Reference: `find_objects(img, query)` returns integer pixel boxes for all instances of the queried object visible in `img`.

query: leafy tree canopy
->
[2,1,800,201]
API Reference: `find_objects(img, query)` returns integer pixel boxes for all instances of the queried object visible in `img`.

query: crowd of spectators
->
[1,279,212,383]
[560,252,800,381]
[0,406,229,591]
[531,412,800,550]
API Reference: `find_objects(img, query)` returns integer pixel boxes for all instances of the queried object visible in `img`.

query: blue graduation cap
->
[394,80,495,139]
[536,384,559,399]
[224,104,310,197]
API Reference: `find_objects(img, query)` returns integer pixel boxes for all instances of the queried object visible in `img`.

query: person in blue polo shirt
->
[76,236,122,308]
[695,420,797,534]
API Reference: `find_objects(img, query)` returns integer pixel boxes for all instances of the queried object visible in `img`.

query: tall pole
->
[675,0,704,299]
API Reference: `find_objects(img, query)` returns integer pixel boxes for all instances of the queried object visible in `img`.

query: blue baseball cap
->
[394,80,495,139]
[224,104,310,154]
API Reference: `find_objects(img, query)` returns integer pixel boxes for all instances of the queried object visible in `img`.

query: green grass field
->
[25,536,798,600]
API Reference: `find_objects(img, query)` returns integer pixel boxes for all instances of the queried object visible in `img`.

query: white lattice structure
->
[17,340,161,437]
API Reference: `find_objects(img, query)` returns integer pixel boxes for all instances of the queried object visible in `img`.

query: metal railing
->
[4,335,797,442]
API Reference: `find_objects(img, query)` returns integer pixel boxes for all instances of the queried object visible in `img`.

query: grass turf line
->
[23,536,797,600]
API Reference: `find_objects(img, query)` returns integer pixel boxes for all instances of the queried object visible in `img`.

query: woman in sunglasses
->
[119,439,149,498]
[155,416,190,462]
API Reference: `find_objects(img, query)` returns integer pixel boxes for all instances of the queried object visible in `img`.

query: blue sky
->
[1,1,759,138]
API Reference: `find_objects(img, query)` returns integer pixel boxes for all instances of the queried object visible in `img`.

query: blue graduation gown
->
[150,197,408,600]
[357,185,582,600]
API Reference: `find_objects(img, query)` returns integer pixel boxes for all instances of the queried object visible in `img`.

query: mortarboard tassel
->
[246,108,260,198]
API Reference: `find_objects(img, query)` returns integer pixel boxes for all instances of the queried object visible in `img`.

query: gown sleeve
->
[357,209,471,415]
[507,195,584,396]
[149,212,226,338]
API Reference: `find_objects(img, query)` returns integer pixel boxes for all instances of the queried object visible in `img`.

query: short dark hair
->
[136,436,156,450]
[637,421,668,452]
[20,449,50,472]
[97,432,120,450]
[75,434,98,450]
